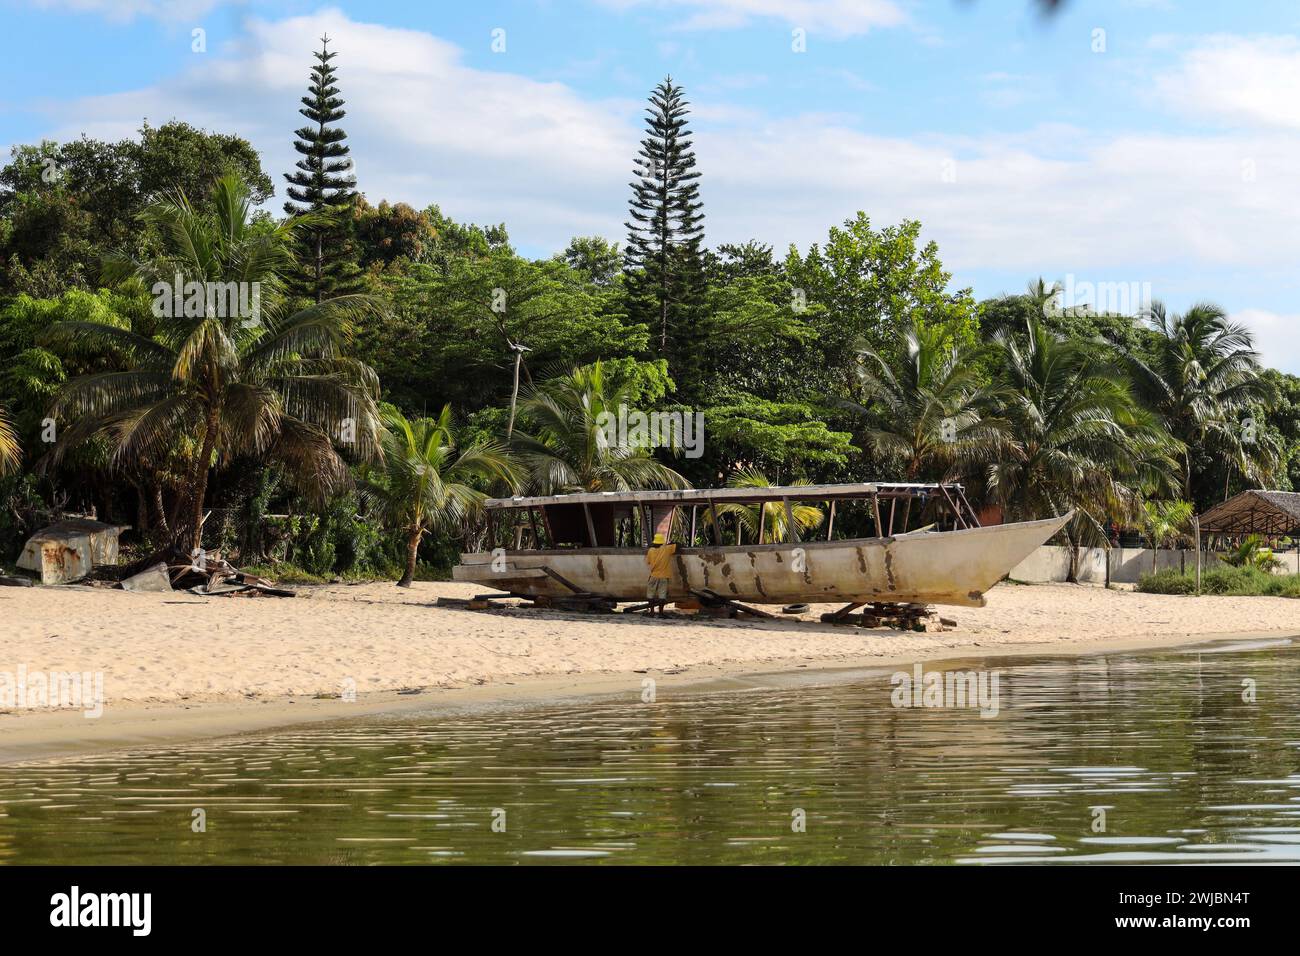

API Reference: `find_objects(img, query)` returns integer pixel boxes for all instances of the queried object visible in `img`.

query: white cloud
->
[596,0,907,37]
[25,0,225,22]
[1232,309,1300,376]
[1154,34,1300,129]
[43,9,639,244]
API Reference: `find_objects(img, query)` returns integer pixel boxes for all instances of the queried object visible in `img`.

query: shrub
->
[1137,565,1300,597]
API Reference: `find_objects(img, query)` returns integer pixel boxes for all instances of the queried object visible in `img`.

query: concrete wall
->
[1009,545,1300,584]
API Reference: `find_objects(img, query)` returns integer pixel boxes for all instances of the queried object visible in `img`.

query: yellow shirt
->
[645,542,677,579]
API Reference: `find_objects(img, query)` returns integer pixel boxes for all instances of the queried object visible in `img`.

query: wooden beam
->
[826,500,836,541]
[957,487,981,528]
[582,502,598,548]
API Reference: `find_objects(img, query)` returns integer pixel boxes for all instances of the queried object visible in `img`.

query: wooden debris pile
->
[820,601,955,632]
[119,549,296,598]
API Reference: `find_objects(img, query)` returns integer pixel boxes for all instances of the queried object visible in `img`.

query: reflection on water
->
[2,640,1299,865]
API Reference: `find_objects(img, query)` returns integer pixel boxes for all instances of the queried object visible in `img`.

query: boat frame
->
[453,483,1069,610]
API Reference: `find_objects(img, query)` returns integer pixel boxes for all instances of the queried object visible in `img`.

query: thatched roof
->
[1197,490,1300,535]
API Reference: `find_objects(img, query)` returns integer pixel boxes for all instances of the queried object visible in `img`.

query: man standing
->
[644,532,677,618]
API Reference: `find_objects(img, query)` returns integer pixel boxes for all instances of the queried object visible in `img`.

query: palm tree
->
[512,361,688,493]
[47,173,380,552]
[1222,533,1282,571]
[1120,302,1276,499]
[363,406,519,587]
[711,467,822,544]
[0,403,19,475]
[848,319,1008,480]
[988,315,1180,566]
[1138,499,1193,574]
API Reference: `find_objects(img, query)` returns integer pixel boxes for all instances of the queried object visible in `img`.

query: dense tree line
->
[1,41,1294,582]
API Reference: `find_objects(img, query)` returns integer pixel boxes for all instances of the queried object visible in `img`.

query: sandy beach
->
[3,579,1298,762]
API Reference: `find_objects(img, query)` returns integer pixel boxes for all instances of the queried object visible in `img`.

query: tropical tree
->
[283,35,364,302]
[47,172,381,552]
[1138,498,1194,573]
[512,361,689,494]
[624,77,706,361]
[1221,533,1283,571]
[710,467,822,544]
[0,403,19,475]
[363,406,519,587]
[1120,302,1276,502]
[848,318,1008,480]
[783,213,980,397]
[988,315,1180,569]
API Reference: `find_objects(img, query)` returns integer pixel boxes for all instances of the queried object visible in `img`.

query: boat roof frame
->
[484,482,968,511]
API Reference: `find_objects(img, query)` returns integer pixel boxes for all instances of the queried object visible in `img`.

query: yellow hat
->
[653,533,665,544]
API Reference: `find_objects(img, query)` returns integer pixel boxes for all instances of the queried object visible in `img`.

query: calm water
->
[2,639,1300,865]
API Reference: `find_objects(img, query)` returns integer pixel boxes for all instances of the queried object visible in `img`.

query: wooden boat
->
[453,483,1070,609]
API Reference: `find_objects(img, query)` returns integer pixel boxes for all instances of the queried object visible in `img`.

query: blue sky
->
[5,0,1300,369]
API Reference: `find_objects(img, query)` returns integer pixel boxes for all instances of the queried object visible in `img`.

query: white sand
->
[3,579,1298,707]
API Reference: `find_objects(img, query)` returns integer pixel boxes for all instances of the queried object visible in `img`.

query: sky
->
[3,0,1300,370]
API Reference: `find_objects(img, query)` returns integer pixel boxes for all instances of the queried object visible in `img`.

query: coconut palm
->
[46,172,380,551]
[0,403,19,475]
[710,467,822,544]
[1138,499,1194,574]
[988,315,1180,552]
[847,318,1009,480]
[1119,302,1276,499]
[512,361,688,494]
[363,406,519,587]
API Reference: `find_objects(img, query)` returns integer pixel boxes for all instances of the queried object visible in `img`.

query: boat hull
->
[453,513,1070,608]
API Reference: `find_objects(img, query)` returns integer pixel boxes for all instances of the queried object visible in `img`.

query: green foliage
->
[847,317,1006,481]
[0,403,18,476]
[361,404,518,585]
[283,37,364,302]
[988,313,1181,544]
[705,393,856,471]
[355,199,439,271]
[0,121,271,296]
[624,78,707,376]
[1139,499,1194,550]
[1137,565,1300,597]
[711,467,824,544]
[557,236,621,286]
[1,84,1294,581]
[513,361,689,494]
[1119,301,1278,505]
[784,213,979,397]
[362,248,646,413]
[1221,533,1283,571]
[48,172,382,549]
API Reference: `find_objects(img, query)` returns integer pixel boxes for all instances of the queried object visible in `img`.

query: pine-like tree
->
[284,34,363,302]
[624,77,706,367]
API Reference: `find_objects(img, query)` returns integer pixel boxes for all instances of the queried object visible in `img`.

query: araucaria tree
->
[624,77,706,376]
[284,35,363,303]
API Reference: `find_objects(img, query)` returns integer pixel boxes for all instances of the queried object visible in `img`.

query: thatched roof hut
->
[1197,490,1300,539]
